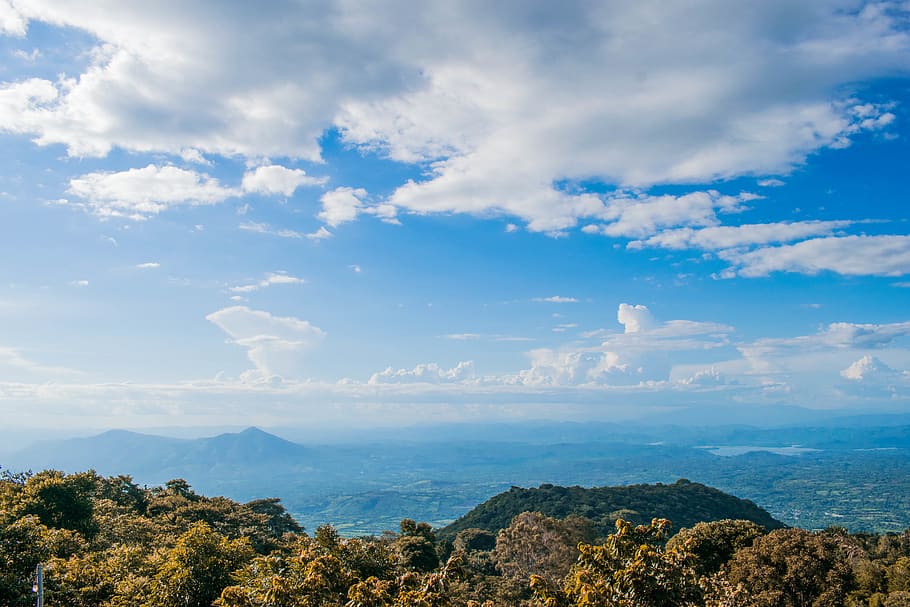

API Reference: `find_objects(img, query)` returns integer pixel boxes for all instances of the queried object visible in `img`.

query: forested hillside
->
[2,468,910,607]
[438,479,784,540]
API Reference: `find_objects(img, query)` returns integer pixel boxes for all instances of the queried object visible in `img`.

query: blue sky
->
[0,1,909,429]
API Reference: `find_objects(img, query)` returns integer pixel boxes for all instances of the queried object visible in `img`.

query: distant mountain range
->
[6,426,311,486]
[4,422,910,535]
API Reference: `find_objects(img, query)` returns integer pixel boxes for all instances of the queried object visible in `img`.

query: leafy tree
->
[533,518,703,607]
[145,522,254,607]
[667,519,764,576]
[726,528,855,607]
[889,557,910,593]
[397,519,441,573]
[217,541,353,607]
[453,528,496,553]
[395,555,465,607]
[494,511,593,585]
[246,497,302,537]
[11,470,99,538]
[346,575,395,607]
[0,515,84,607]
[398,535,440,573]
[96,474,149,514]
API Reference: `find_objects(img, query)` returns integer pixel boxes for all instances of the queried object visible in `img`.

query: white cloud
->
[67,164,237,219]
[839,355,910,399]
[239,221,301,238]
[2,306,909,426]
[757,178,785,187]
[65,163,328,220]
[241,164,326,197]
[617,303,655,334]
[239,221,332,241]
[306,226,333,240]
[13,48,40,61]
[0,345,81,378]
[136,262,160,269]
[719,235,910,278]
[442,332,533,342]
[533,296,578,303]
[0,0,26,36]
[587,191,756,239]
[736,320,910,383]
[507,349,635,387]
[179,148,210,165]
[679,367,728,386]
[349,264,362,273]
[368,360,475,385]
[742,321,910,360]
[0,3,905,232]
[69,279,89,287]
[506,304,733,387]
[229,272,305,293]
[318,187,367,227]
[629,220,853,251]
[841,355,901,381]
[205,306,325,379]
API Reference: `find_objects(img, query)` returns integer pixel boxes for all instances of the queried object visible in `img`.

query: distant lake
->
[698,445,821,457]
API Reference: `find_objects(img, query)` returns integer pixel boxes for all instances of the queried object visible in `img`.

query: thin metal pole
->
[35,563,43,607]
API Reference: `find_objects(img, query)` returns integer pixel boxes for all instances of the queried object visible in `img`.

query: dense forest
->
[2,469,910,607]
[438,480,784,540]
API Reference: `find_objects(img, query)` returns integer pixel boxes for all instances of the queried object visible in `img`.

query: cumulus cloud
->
[229,272,305,293]
[64,163,328,220]
[737,320,910,382]
[136,262,160,269]
[508,349,634,387]
[504,304,733,387]
[241,164,326,196]
[368,360,475,384]
[318,187,367,227]
[67,164,237,219]
[617,304,656,334]
[678,367,728,386]
[841,355,902,381]
[205,306,325,379]
[0,2,906,233]
[718,235,910,278]
[839,355,910,399]
[0,0,26,36]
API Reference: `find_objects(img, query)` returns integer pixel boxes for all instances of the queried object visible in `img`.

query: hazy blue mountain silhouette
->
[6,427,309,485]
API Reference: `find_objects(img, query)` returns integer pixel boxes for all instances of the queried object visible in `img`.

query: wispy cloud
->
[229,272,305,293]
[239,221,332,241]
